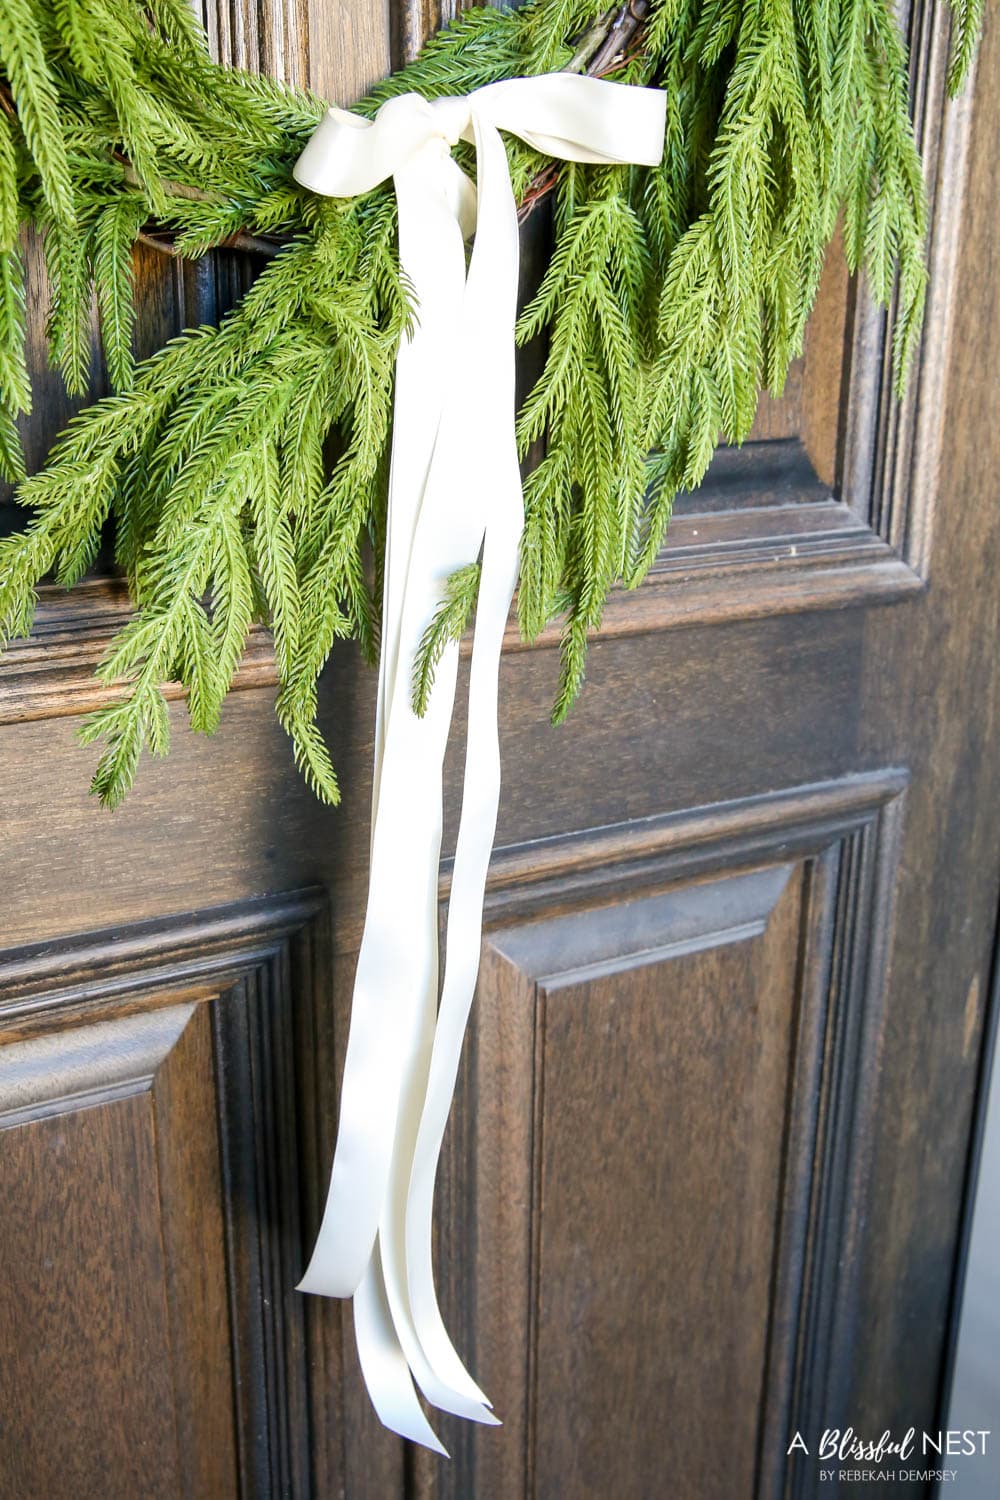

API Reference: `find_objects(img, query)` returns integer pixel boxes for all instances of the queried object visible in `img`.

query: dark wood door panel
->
[420,772,906,1498]
[0,1004,235,1500]
[510,869,801,1500]
[0,895,328,1499]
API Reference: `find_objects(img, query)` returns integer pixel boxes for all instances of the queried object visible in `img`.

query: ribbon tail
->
[354,1246,449,1455]
[403,494,521,1404]
[297,146,471,1303]
[294,73,667,1449]
[369,506,519,1429]
[297,598,462,1297]
[372,688,499,1421]
[396,111,523,1418]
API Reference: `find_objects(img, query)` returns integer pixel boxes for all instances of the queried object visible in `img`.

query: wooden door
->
[1,1,998,1497]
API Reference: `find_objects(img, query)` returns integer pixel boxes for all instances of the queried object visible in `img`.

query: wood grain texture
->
[528,883,800,1499]
[842,0,1000,1459]
[200,0,310,82]
[306,0,388,100]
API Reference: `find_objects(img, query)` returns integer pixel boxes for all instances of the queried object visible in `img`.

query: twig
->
[518,0,651,224]
[565,8,619,72]
[137,228,285,258]
[127,159,286,258]
[585,0,649,79]
[119,157,218,204]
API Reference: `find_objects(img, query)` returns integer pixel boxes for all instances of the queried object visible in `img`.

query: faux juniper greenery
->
[0,0,984,806]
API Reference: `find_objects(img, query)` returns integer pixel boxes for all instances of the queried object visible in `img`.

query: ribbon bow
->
[293,74,666,1453]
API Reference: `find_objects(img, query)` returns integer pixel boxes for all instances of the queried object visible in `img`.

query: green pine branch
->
[412,562,482,718]
[0,0,985,804]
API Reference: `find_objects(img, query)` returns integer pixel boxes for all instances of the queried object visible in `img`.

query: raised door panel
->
[510,867,800,1500]
[419,772,906,1498]
[0,894,333,1500]
[0,1004,233,1500]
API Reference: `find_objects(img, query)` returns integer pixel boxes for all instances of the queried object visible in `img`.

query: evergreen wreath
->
[0,0,983,807]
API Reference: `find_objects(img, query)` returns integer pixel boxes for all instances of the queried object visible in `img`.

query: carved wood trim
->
[0,887,324,1035]
[0,1001,195,1125]
[840,0,977,581]
[495,863,795,988]
[0,426,922,728]
[756,793,908,1498]
[0,577,279,726]
[508,441,924,652]
[463,767,909,929]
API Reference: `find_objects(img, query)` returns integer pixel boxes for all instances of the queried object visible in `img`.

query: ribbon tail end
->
[414,1430,451,1459]
[382,1411,451,1457]
[295,1266,355,1299]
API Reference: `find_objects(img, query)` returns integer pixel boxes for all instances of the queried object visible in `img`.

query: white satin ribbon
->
[293,74,666,1454]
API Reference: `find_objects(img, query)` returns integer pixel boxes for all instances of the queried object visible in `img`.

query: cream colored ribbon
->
[293,74,666,1454]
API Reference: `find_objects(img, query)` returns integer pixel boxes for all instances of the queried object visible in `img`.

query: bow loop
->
[471,73,667,164]
[294,91,457,198]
